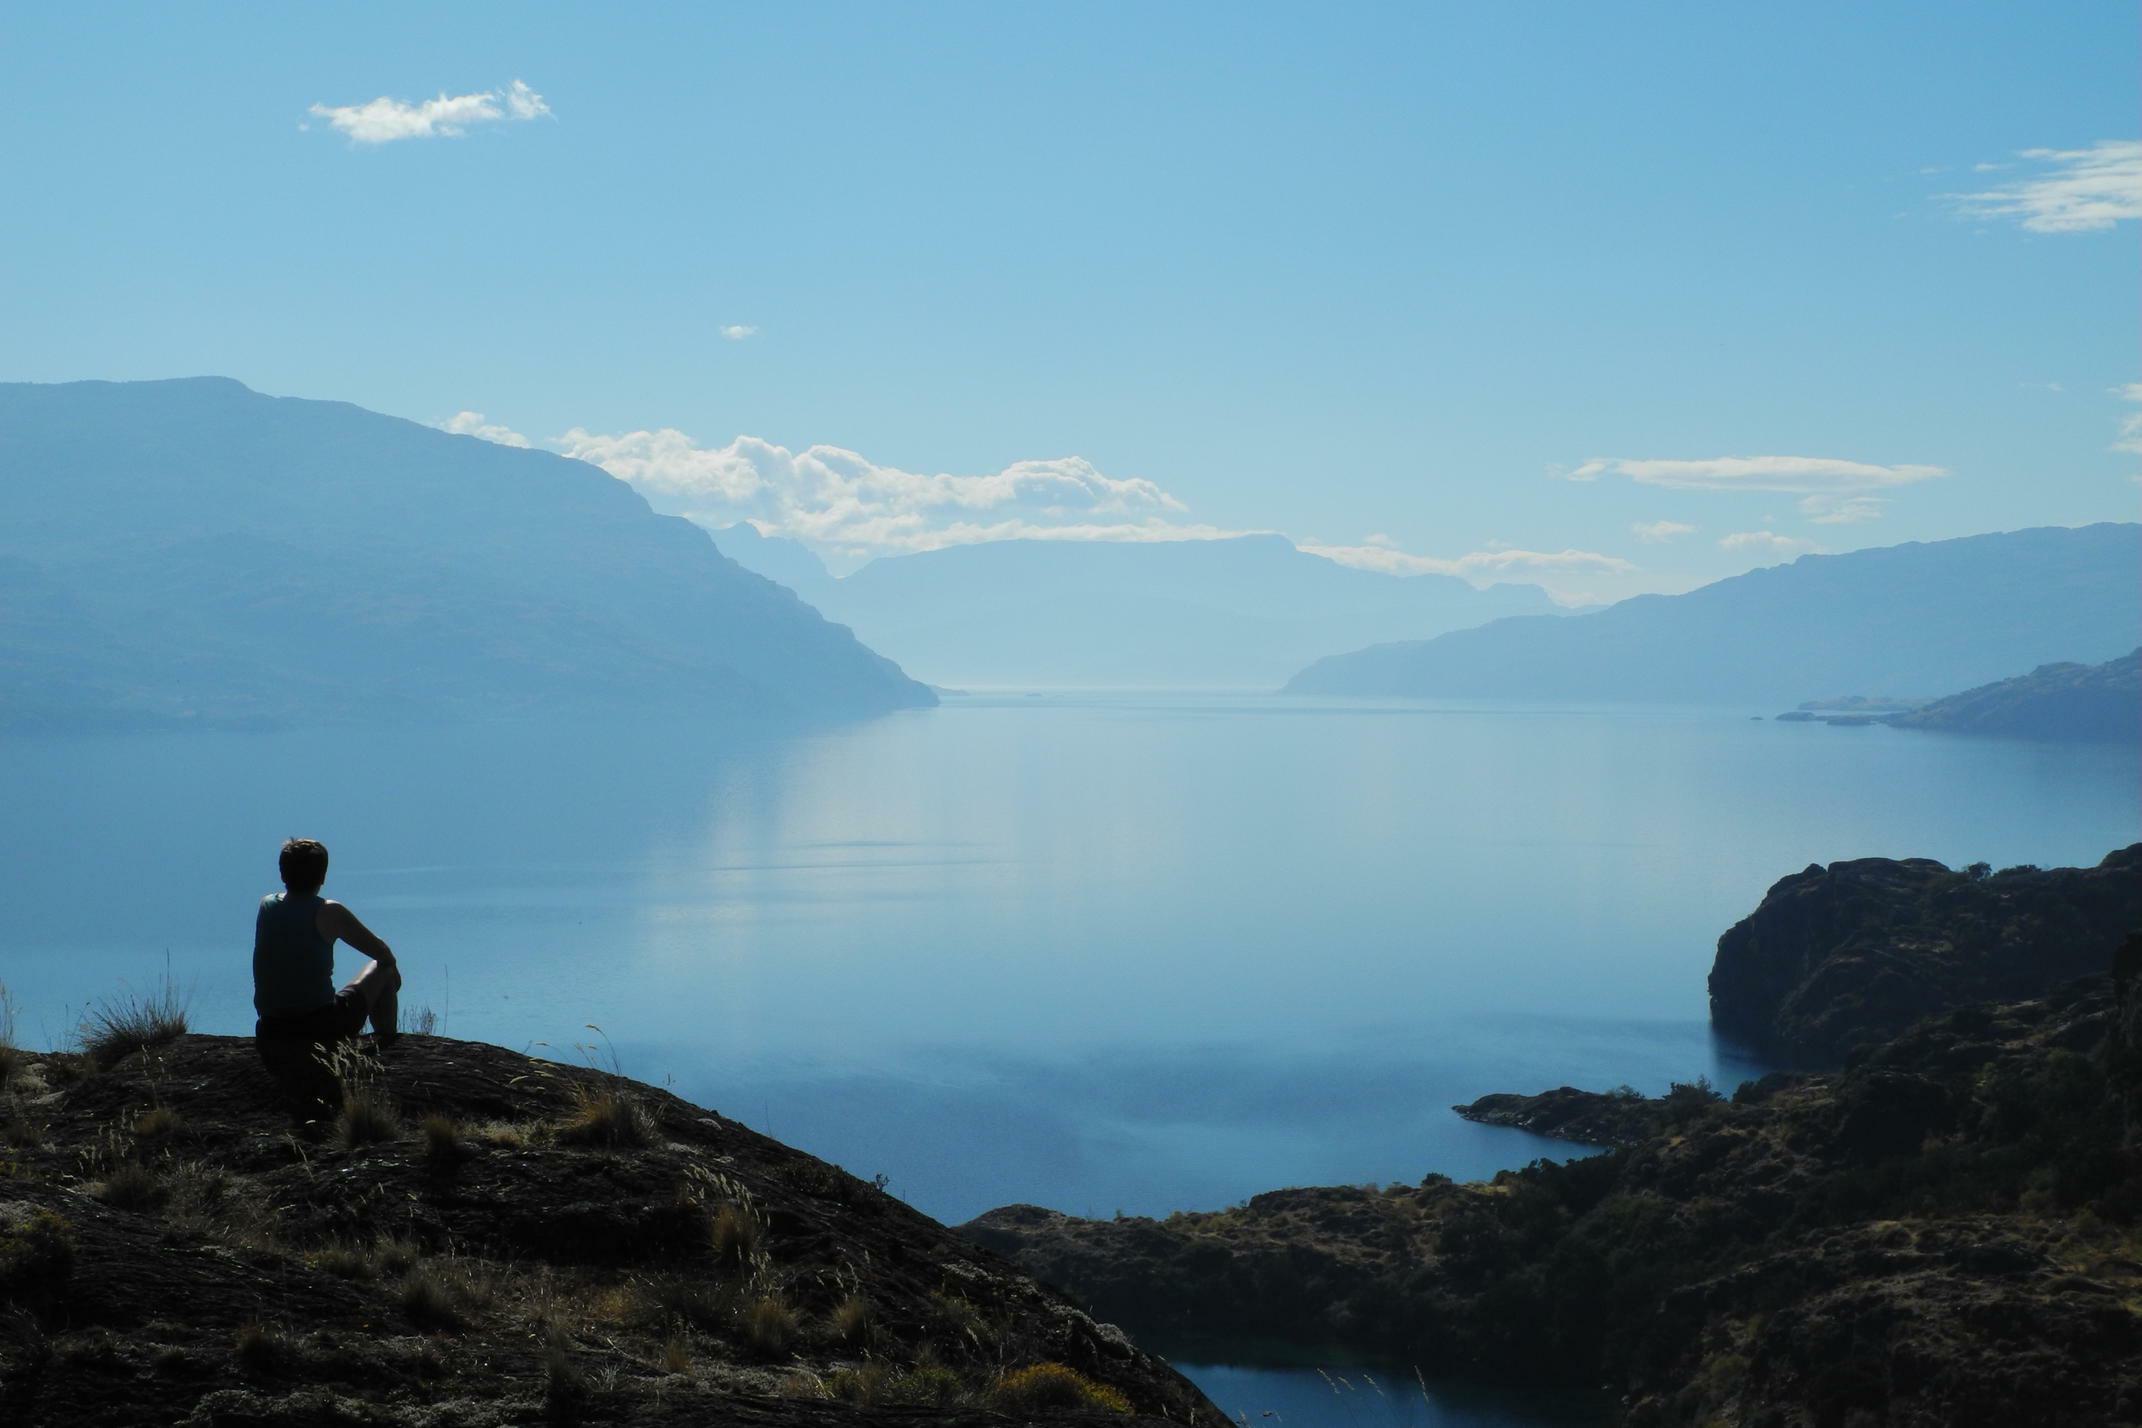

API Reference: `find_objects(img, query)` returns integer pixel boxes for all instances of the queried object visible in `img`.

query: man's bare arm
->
[319,901,395,965]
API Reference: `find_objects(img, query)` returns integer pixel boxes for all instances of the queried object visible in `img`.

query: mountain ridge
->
[1284,523,2142,705]
[0,378,932,728]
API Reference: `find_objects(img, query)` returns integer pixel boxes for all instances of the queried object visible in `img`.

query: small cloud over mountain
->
[1718,531,1822,557]
[1565,455,1944,493]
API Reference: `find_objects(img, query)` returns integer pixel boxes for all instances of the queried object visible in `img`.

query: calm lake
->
[4,692,2134,1424]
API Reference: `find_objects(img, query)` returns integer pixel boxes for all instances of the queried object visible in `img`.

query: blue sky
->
[1,2,2134,598]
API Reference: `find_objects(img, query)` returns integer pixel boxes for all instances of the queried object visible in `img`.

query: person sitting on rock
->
[252,838,402,1096]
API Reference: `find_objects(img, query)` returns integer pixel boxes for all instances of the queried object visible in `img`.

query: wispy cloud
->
[2114,383,2142,456]
[720,325,759,342]
[1718,531,1821,557]
[1301,541,1635,581]
[308,79,551,145]
[1948,140,2142,233]
[1565,455,1944,494]
[439,411,531,447]
[1797,494,1887,525]
[1630,519,1696,543]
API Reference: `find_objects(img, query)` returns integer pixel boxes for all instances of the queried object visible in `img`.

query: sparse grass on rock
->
[80,979,190,1070]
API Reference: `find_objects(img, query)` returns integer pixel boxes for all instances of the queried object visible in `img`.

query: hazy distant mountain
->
[1285,524,2142,705]
[806,535,1554,688]
[710,523,836,605]
[0,378,931,728]
[1885,648,2139,741]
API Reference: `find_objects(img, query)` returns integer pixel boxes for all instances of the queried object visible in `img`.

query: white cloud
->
[438,411,531,447]
[1300,541,1635,581]
[2114,383,2142,456]
[1718,531,1821,557]
[1798,494,1887,525]
[1949,140,2142,233]
[1566,455,1945,493]
[720,325,759,341]
[1630,519,1696,543]
[547,428,1211,557]
[308,79,551,144]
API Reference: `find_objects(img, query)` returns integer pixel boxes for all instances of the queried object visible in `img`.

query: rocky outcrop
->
[0,1034,1220,1427]
[964,970,2142,1426]
[1886,648,2140,741]
[1451,1085,1685,1148]
[1707,845,2142,1064]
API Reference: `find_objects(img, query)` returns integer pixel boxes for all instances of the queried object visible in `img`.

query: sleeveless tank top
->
[253,892,335,1016]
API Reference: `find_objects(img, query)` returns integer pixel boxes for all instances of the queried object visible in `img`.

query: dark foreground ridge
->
[1709,844,2142,1064]
[0,1034,1221,1427]
[965,955,2142,1427]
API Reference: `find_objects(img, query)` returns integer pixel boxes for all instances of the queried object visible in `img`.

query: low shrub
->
[420,1114,469,1167]
[133,1106,184,1140]
[830,1293,873,1348]
[710,1202,766,1273]
[991,1362,1133,1415]
[660,1330,692,1374]
[0,1207,75,1309]
[399,1268,469,1331]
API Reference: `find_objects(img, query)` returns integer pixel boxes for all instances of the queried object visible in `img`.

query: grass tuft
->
[92,1162,166,1211]
[398,1267,468,1332]
[80,977,190,1070]
[830,1293,873,1348]
[554,1086,650,1149]
[233,1321,296,1376]
[710,1202,766,1273]
[420,1113,469,1167]
[337,1089,402,1148]
[660,1330,692,1374]
[132,1106,184,1140]
[544,1321,592,1419]
[990,1362,1135,1416]
[743,1293,799,1360]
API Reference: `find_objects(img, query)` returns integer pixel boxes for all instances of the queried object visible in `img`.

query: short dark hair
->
[279,838,329,892]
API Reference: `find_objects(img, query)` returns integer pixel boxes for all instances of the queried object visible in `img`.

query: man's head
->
[279,838,329,895]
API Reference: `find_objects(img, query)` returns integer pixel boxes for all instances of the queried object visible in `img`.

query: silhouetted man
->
[252,838,402,1082]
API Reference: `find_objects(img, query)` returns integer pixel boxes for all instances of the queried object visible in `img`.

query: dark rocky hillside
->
[0,378,931,728]
[0,1033,1219,1427]
[1708,846,2142,1064]
[1885,648,2140,742]
[966,956,2142,1426]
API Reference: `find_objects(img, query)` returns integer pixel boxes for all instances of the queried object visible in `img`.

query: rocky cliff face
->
[965,965,2142,1426]
[0,1034,1219,1427]
[1707,845,2142,1064]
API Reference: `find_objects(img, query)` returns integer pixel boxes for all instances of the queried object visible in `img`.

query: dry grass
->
[830,1293,874,1349]
[92,1161,166,1211]
[310,1245,375,1281]
[471,1119,534,1149]
[554,1086,650,1149]
[0,983,19,1087]
[710,1202,766,1273]
[80,977,191,1069]
[399,1267,470,1332]
[990,1362,1134,1415]
[660,1330,692,1375]
[234,1321,297,1376]
[337,1089,402,1148]
[420,1114,469,1167]
[544,1321,592,1418]
[743,1293,799,1360]
[132,1106,184,1140]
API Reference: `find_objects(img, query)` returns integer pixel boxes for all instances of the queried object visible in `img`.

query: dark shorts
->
[255,987,367,1048]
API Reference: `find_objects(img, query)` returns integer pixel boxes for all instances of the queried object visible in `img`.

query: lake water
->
[4,693,2134,1424]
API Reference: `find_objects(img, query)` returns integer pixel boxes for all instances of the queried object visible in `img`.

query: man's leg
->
[346,959,402,1045]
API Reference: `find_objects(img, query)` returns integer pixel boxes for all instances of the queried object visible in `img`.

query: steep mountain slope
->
[0,379,930,727]
[1885,648,2140,741]
[1285,524,2141,705]
[813,535,1553,688]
